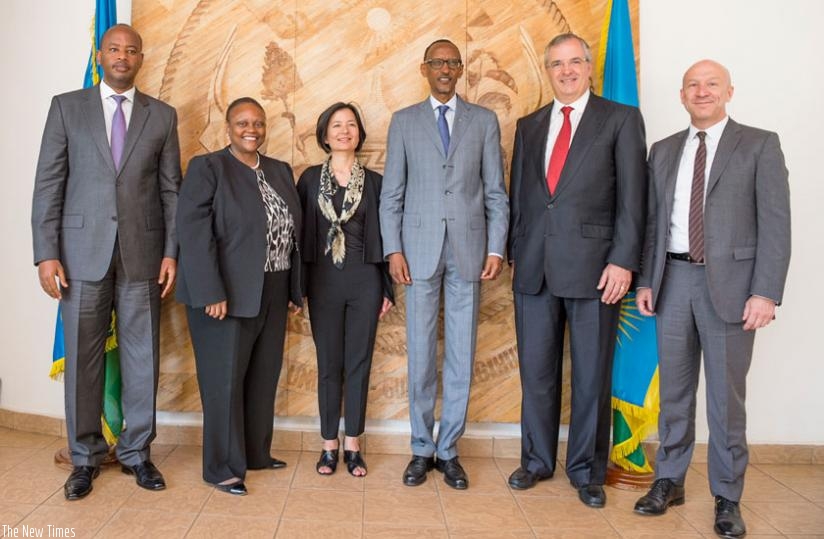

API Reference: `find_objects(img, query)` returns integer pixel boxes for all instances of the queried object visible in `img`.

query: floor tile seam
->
[4,502,39,529]
[749,464,824,504]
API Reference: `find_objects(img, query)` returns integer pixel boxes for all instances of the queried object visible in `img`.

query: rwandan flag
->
[50,0,123,447]
[595,0,660,474]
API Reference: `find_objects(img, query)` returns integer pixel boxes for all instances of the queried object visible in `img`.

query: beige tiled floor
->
[1,427,823,538]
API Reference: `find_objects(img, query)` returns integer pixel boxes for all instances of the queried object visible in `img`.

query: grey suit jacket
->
[32,85,181,282]
[508,94,648,298]
[638,118,791,323]
[380,96,509,282]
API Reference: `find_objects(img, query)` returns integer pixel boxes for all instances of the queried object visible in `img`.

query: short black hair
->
[225,97,265,122]
[423,39,459,62]
[315,102,367,153]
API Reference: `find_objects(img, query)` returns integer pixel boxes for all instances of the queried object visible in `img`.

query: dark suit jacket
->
[638,119,791,323]
[508,94,647,298]
[31,86,181,281]
[296,164,394,303]
[176,148,303,317]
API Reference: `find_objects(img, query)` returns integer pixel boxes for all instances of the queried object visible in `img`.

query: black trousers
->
[308,260,382,440]
[186,271,289,484]
[514,280,620,487]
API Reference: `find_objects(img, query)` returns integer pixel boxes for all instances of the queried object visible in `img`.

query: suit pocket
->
[733,246,757,260]
[61,214,84,229]
[470,215,485,229]
[146,213,165,230]
[581,223,614,239]
[403,213,421,228]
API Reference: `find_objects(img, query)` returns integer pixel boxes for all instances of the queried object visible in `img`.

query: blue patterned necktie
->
[437,104,450,155]
[110,94,127,171]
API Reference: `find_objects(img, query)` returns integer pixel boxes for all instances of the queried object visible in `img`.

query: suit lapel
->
[447,96,474,160]
[526,104,552,199]
[82,86,117,175]
[663,130,689,219]
[706,119,742,196]
[416,100,445,157]
[118,90,150,177]
[552,95,608,198]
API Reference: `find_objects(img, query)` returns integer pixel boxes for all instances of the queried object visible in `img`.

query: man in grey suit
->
[507,34,647,508]
[380,38,509,490]
[632,60,790,539]
[31,24,181,500]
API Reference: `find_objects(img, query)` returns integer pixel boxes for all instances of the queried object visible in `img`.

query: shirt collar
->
[688,116,728,141]
[429,94,458,111]
[553,89,590,114]
[100,80,136,103]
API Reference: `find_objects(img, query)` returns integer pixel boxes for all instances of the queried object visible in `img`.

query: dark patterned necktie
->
[110,95,127,171]
[688,131,707,263]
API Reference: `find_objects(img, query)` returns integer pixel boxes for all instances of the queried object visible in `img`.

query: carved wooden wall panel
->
[138,0,640,424]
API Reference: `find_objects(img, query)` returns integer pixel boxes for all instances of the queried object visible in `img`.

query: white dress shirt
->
[429,94,457,134]
[99,80,136,144]
[543,90,591,172]
[667,116,729,253]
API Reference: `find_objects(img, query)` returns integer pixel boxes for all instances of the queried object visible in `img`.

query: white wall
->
[1,0,822,444]
[640,0,824,444]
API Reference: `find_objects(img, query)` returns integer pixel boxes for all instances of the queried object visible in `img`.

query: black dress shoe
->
[267,457,287,469]
[508,467,550,490]
[214,481,247,496]
[436,456,468,490]
[403,455,435,486]
[121,460,166,490]
[577,484,606,508]
[247,457,287,470]
[634,478,686,515]
[64,465,100,500]
[714,496,746,538]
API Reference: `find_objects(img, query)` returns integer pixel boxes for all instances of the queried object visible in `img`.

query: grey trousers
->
[654,259,756,501]
[61,243,160,467]
[406,237,479,461]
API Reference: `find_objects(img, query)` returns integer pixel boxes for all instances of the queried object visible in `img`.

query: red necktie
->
[546,106,573,195]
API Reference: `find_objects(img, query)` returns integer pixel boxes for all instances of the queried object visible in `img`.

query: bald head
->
[101,24,143,50]
[680,59,734,129]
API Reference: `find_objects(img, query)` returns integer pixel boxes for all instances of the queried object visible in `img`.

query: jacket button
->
[111,216,117,221]
[546,203,554,209]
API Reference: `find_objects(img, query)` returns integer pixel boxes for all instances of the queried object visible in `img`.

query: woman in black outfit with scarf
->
[297,102,393,477]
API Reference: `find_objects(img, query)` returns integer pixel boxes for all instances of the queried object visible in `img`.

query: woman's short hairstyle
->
[225,97,265,122]
[315,102,367,153]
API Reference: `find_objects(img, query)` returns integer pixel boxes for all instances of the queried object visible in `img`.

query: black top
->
[297,164,394,303]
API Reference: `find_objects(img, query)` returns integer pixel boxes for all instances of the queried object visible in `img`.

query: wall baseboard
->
[3,407,821,464]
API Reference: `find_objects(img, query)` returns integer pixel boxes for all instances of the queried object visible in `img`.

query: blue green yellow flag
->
[595,0,660,473]
[50,0,123,446]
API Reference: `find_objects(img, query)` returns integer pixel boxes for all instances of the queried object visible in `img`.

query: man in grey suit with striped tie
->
[31,24,181,500]
[633,60,790,539]
[380,38,509,490]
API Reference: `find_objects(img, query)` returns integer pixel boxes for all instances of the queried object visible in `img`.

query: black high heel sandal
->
[344,450,367,477]
[316,449,339,475]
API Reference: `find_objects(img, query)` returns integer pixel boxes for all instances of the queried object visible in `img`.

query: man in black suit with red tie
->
[507,33,647,508]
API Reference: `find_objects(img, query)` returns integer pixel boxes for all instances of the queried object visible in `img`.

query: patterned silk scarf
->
[317,158,365,268]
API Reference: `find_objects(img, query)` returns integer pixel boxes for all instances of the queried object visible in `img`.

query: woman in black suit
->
[297,103,393,477]
[176,97,302,495]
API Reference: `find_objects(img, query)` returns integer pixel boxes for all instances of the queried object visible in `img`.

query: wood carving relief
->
[136,0,639,424]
